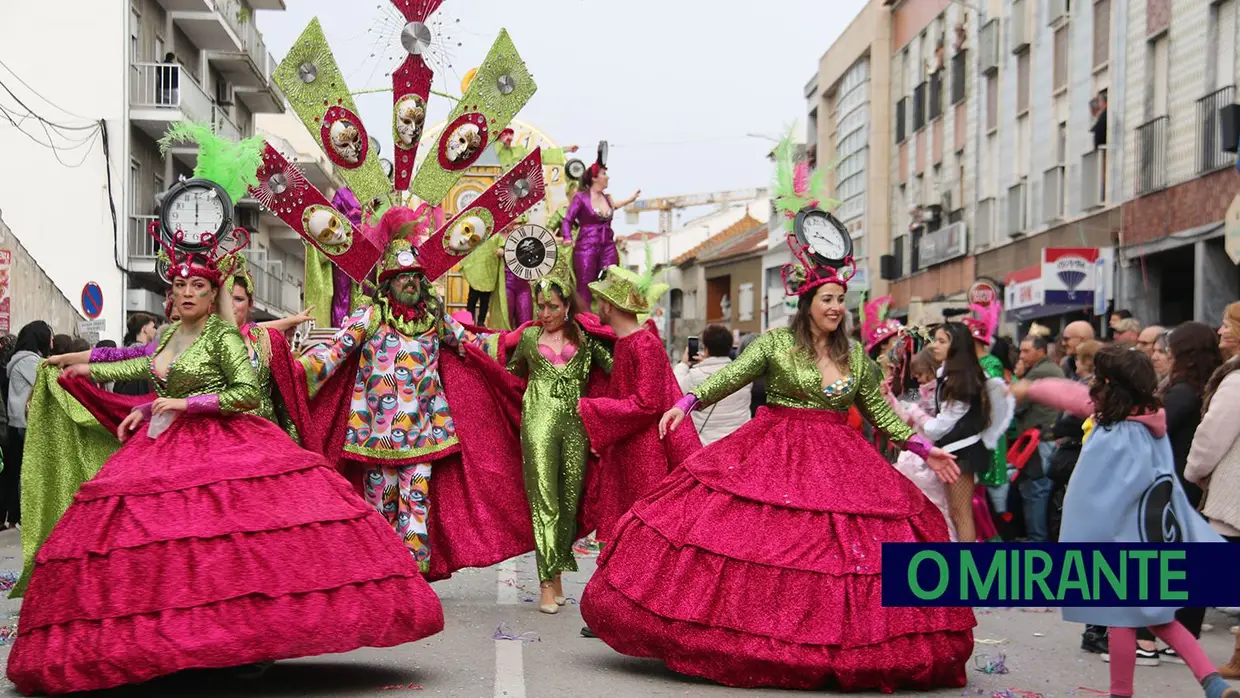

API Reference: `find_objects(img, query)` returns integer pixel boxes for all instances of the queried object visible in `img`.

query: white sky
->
[257,0,867,236]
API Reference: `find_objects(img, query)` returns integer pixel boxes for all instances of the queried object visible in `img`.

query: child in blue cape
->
[1014,344,1236,698]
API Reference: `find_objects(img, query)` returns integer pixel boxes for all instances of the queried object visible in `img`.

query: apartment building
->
[883,0,980,325]
[0,0,294,342]
[1116,0,1240,326]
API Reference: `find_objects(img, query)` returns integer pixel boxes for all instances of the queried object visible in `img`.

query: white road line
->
[495,557,526,698]
[497,556,520,605]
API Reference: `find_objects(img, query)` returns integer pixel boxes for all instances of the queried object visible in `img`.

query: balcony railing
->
[131,63,213,123]
[128,216,159,263]
[216,0,273,80]
[1196,86,1237,174]
[1136,115,1169,195]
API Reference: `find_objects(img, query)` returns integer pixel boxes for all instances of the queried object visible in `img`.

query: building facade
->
[0,0,292,342]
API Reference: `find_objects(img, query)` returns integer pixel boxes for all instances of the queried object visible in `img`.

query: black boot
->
[581,626,598,638]
[1081,625,1108,654]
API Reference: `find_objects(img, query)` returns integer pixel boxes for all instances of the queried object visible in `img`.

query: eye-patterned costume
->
[504,256,611,583]
[298,207,534,579]
[7,235,442,697]
[579,139,975,692]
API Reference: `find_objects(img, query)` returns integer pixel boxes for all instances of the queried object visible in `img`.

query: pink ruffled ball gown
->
[579,330,975,691]
[6,315,443,695]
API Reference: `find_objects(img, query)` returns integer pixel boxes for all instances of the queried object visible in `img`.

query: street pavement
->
[0,527,1231,697]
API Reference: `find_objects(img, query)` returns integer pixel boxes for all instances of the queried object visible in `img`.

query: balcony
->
[130,63,213,164]
[1196,86,1238,174]
[127,215,160,275]
[213,105,242,141]
[1136,115,1169,195]
[207,0,285,113]
[166,0,239,52]
[247,258,303,317]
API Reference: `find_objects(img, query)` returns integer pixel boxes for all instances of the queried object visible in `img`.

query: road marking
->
[495,557,525,698]
[493,640,526,698]
[497,556,520,605]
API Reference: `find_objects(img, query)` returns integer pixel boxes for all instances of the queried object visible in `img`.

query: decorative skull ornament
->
[329,119,363,164]
[447,215,486,253]
[307,207,349,247]
[445,122,482,163]
[395,95,426,148]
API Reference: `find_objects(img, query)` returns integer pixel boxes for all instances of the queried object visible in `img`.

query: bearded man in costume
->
[298,206,534,578]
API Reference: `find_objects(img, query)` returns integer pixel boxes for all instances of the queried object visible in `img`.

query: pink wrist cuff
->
[904,434,933,460]
[133,402,153,420]
[185,395,220,415]
[675,393,698,413]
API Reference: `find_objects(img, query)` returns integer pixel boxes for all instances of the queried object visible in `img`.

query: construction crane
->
[625,187,770,234]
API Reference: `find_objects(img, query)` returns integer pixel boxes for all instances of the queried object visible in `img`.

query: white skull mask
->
[395,97,425,147]
[307,208,348,246]
[448,215,486,253]
[445,123,482,163]
[329,120,362,164]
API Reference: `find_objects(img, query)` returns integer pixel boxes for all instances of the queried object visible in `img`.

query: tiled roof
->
[672,215,765,266]
[698,223,769,264]
[617,231,660,242]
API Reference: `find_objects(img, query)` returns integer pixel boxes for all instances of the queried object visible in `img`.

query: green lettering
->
[962,550,1005,601]
[908,551,949,600]
[1059,550,1090,601]
[1024,550,1055,601]
[1129,550,1158,600]
[1011,545,1020,599]
[1093,550,1127,600]
[1159,550,1188,601]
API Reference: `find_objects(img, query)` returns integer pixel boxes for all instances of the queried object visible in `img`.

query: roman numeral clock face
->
[504,225,557,280]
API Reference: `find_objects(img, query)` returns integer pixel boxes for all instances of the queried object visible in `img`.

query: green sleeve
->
[590,336,613,374]
[88,356,151,384]
[694,332,771,406]
[852,345,914,443]
[214,326,263,414]
[507,328,535,379]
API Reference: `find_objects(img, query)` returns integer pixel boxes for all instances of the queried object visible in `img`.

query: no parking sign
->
[81,282,103,320]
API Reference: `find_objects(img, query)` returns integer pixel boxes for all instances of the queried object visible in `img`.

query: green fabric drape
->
[304,247,335,328]
[11,366,119,597]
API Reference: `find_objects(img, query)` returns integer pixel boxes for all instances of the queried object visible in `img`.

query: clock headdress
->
[772,126,854,296]
[150,224,251,285]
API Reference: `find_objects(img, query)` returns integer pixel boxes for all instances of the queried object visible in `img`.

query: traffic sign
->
[81,282,104,319]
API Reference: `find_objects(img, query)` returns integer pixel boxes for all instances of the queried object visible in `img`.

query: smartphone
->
[687,336,699,360]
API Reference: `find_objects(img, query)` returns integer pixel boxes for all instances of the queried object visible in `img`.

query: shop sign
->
[917,221,968,269]
[968,279,1000,306]
[1042,248,1102,306]
[1005,266,1043,312]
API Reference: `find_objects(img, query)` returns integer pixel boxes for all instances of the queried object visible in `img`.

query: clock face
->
[504,224,557,281]
[796,210,851,265]
[162,181,229,250]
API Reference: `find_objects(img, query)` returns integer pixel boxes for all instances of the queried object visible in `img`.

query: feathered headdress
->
[158,122,266,205]
[589,242,669,314]
[964,301,1003,346]
[148,222,250,285]
[860,293,903,354]
[219,251,254,297]
[773,127,852,296]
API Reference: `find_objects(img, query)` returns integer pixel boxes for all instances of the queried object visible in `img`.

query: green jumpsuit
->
[508,325,612,581]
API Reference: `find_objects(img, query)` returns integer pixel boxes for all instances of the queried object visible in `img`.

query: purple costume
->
[561,192,618,308]
[506,267,532,326]
[330,188,365,327]
[90,342,156,363]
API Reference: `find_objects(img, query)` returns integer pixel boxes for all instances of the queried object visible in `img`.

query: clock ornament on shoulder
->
[793,208,853,267]
[503,225,558,281]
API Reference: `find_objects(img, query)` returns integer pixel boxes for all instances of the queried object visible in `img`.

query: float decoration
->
[390,0,444,192]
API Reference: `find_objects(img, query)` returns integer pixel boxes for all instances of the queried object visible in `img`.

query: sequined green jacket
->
[693,327,915,443]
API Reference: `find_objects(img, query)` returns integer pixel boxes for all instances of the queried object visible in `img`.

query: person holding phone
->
[674,325,751,445]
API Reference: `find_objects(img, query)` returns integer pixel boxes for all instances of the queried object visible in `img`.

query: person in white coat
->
[674,324,751,445]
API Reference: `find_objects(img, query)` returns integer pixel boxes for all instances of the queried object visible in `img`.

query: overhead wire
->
[0,57,92,121]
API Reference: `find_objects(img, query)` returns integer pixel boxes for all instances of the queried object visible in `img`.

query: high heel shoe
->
[539,582,559,614]
[553,575,566,606]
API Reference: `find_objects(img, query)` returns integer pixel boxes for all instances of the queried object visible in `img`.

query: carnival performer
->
[6,234,444,696]
[580,235,973,690]
[560,160,640,308]
[862,294,903,368]
[1012,348,1238,698]
[505,253,612,614]
[297,205,535,579]
[459,230,505,328]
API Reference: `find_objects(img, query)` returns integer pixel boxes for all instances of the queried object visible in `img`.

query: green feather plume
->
[159,122,267,204]
[771,124,839,229]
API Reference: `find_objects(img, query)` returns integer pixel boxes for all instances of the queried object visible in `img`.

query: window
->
[1017,51,1031,114]
[895,97,907,143]
[1057,122,1068,164]
[892,235,906,278]
[1209,0,1237,91]
[1053,25,1069,92]
[1148,35,1169,118]
[913,82,927,130]
[1092,0,1111,69]
[130,8,141,61]
[153,174,165,209]
[928,71,943,120]
[129,160,141,213]
[738,283,754,323]
[950,51,966,104]
[986,74,999,132]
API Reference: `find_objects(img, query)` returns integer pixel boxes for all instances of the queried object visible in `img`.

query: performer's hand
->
[658,407,685,439]
[925,447,960,485]
[1009,379,1032,402]
[152,397,188,416]
[64,364,92,379]
[565,145,580,153]
[117,411,144,442]
[290,305,315,325]
[47,350,91,367]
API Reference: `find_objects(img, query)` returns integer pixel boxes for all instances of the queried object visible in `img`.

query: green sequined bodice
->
[693,328,914,442]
